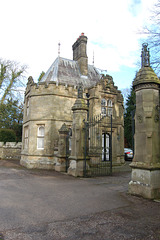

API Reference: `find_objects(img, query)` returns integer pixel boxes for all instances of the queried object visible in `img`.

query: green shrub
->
[0,129,16,143]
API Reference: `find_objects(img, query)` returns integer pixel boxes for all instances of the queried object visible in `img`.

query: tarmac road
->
[0,160,159,240]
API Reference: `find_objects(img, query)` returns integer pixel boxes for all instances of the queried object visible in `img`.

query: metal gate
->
[84,114,112,177]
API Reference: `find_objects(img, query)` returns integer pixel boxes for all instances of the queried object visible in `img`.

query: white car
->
[124,148,133,161]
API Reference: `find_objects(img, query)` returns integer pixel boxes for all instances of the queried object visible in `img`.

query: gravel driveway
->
[0,160,159,240]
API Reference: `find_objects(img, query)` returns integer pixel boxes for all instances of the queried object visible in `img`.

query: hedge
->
[0,129,16,143]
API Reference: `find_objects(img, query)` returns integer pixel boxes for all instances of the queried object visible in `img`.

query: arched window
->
[101,99,107,116]
[37,125,45,149]
[107,100,113,116]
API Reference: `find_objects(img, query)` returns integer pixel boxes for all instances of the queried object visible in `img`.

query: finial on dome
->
[58,42,61,56]
[78,83,83,99]
[141,43,150,67]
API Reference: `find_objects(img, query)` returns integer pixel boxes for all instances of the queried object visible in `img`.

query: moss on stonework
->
[130,161,160,170]
[133,67,160,87]
[72,98,88,111]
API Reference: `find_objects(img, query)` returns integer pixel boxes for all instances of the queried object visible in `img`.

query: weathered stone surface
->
[21,86,76,169]
[0,142,22,160]
[129,44,160,199]
[21,34,124,170]
[20,155,55,169]
[55,124,69,172]
[72,33,88,76]
[68,92,88,177]
[129,168,160,199]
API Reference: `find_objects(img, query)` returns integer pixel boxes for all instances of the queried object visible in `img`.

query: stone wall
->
[23,82,78,144]
[88,78,124,165]
[0,142,22,160]
[21,74,124,169]
[21,82,78,169]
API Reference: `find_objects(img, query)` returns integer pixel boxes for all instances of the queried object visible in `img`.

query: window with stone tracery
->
[101,99,113,117]
[101,99,107,116]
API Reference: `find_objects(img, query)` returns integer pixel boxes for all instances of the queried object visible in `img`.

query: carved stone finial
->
[59,123,69,133]
[72,83,88,111]
[27,76,34,85]
[78,83,83,99]
[100,74,114,90]
[141,43,150,67]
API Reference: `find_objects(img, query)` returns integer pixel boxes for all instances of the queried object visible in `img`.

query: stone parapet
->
[25,81,78,98]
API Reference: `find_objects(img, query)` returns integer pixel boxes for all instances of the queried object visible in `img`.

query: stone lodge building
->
[20,33,124,173]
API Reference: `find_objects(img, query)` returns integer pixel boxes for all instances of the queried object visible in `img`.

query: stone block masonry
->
[0,142,22,160]
[129,43,160,199]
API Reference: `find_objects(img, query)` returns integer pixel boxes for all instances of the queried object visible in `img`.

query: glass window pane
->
[24,139,28,149]
[27,107,29,116]
[37,138,44,149]
[25,128,28,137]
[38,126,44,136]
[101,99,107,106]
[108,108,112,116]
[108,100,112,107]
[101,107,106,115]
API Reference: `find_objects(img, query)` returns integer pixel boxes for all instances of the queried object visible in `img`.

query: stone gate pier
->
[67,84,89,177]
[129,43,160,199]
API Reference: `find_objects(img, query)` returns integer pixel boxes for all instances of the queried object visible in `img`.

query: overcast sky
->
[0,0,157,90]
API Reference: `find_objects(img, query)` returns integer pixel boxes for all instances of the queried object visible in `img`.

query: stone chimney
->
[72,33,88,76]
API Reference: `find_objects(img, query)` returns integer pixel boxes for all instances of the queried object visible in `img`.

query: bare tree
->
[0,59,27,103]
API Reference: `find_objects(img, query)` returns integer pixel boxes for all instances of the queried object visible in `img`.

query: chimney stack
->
[72,33,88,76]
